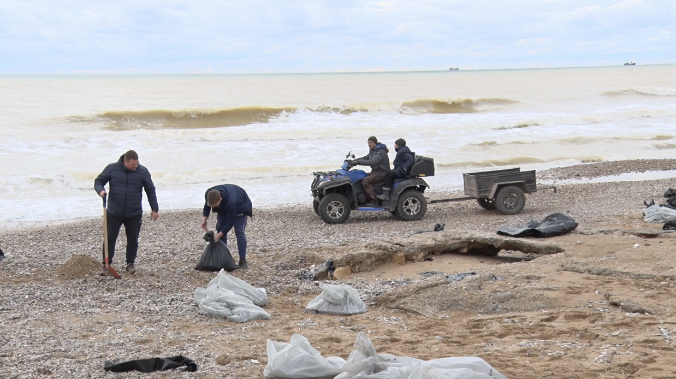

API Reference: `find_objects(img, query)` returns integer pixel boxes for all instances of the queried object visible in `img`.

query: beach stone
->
[333,266,352,279]
[392,253,406,265]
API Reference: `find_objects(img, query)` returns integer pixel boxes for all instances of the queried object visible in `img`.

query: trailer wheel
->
[319,193,351,224]
[313,200,320,214]
[495,186,525,215]
[397,190,427,221]
[477,198,496,210]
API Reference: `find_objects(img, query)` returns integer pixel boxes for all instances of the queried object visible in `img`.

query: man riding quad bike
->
[310,152,435,224]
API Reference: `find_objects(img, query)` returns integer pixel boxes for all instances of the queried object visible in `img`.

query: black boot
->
[376,188,390,200]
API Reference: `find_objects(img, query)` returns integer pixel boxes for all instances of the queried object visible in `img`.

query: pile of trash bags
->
[264,332,507,379]
[305,283,368,316]
[643,188,676,229]
[193,269,270,323]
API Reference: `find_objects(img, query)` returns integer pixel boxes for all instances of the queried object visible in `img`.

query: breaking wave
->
[438,156,547,168]
[603,88,676,97]
[399,98,518,115]
[654,143,676,150]
[99,107,296,130]
[65,97,519,130]
[494,123,539,130]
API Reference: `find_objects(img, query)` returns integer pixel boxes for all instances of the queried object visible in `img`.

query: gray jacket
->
[357,143,391,175]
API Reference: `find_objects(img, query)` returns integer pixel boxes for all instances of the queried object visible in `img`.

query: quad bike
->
[310,152,435,224]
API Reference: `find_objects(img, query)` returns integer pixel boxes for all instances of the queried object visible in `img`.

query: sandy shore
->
[3,159,676,378]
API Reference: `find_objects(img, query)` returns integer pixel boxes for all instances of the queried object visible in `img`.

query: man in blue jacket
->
[94,150,159,275]
[377,138,416,200]
[201,184,253,269]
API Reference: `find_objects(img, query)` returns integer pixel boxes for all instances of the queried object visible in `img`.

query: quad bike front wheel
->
[319,193,351,224]
[396,190,427,221]
[313,199,320,214]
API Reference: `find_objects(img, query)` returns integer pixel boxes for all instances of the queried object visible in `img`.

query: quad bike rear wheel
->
[319,193,351,224]
[396,190,427,221]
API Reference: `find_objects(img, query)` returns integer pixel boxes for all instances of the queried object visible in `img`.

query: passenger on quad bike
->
[377,138,415,201]
[351,136,390,207]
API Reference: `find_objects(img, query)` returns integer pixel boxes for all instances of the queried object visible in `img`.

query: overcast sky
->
[0,0,674,73]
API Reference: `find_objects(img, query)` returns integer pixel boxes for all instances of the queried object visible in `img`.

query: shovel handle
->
[102,194,107,208]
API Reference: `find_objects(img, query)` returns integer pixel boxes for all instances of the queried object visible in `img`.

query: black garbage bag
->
[668,197,676,208]
[663,221,676,231]
[497,213,578,238]
[104,355,197,373]
[195,232,238,272]
[0,246,4,261]
[664,188,676,198]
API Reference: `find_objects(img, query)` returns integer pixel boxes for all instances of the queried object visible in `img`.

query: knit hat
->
[368,136,378,143]
[395,138,406,147]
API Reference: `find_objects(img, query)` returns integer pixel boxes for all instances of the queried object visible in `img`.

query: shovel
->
[103,195,121,279]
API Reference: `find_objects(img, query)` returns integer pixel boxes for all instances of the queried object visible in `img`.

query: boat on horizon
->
[449,67,459,71]
[624,61,636,66]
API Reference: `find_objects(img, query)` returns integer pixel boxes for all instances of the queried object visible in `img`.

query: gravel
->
[1,158,675,378]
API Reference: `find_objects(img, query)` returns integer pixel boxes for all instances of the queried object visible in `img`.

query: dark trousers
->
[103,212,142,266]
[383,168,405,188]
[216,214,248,261]
[362,173,386,202]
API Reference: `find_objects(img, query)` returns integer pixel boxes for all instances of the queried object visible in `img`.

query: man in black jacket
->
[94,150,159,275]
[377,138,415,200]
[201,184,253,269]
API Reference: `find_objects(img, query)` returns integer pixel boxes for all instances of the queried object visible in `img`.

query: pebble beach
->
[3,158,676,378]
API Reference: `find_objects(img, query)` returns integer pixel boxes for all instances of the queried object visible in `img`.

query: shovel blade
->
[105,263,121,279]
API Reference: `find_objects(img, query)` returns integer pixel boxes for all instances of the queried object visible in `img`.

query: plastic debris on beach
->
[644,204,676,223]
[305,283,368,316]
[412,223,446,235]
[195,231,238,272]
[264,334,345,378]
[104,355,197,373]
[497,213,578,238]
[446,272,477,283]
[263,332,508,379]
[193,269,270,323]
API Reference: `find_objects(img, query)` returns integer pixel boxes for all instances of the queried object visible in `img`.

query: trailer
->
[429,167,555,215]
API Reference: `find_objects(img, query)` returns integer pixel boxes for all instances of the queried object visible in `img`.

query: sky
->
[0,0,674,73]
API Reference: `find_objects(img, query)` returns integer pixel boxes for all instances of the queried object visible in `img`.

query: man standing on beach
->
[352,136,391,206]
[201,184,252,269]
[94,150,159,275]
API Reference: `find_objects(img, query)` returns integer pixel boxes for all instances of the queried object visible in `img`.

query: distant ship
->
[449,67,459,71]
[624,61,636,66]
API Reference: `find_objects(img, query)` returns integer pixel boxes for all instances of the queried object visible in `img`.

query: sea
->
[1,65,675,226]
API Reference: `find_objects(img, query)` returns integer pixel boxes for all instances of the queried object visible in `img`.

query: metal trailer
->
[429,167,555,215]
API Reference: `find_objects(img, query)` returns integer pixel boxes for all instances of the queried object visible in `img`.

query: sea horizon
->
[2,62,674,76]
